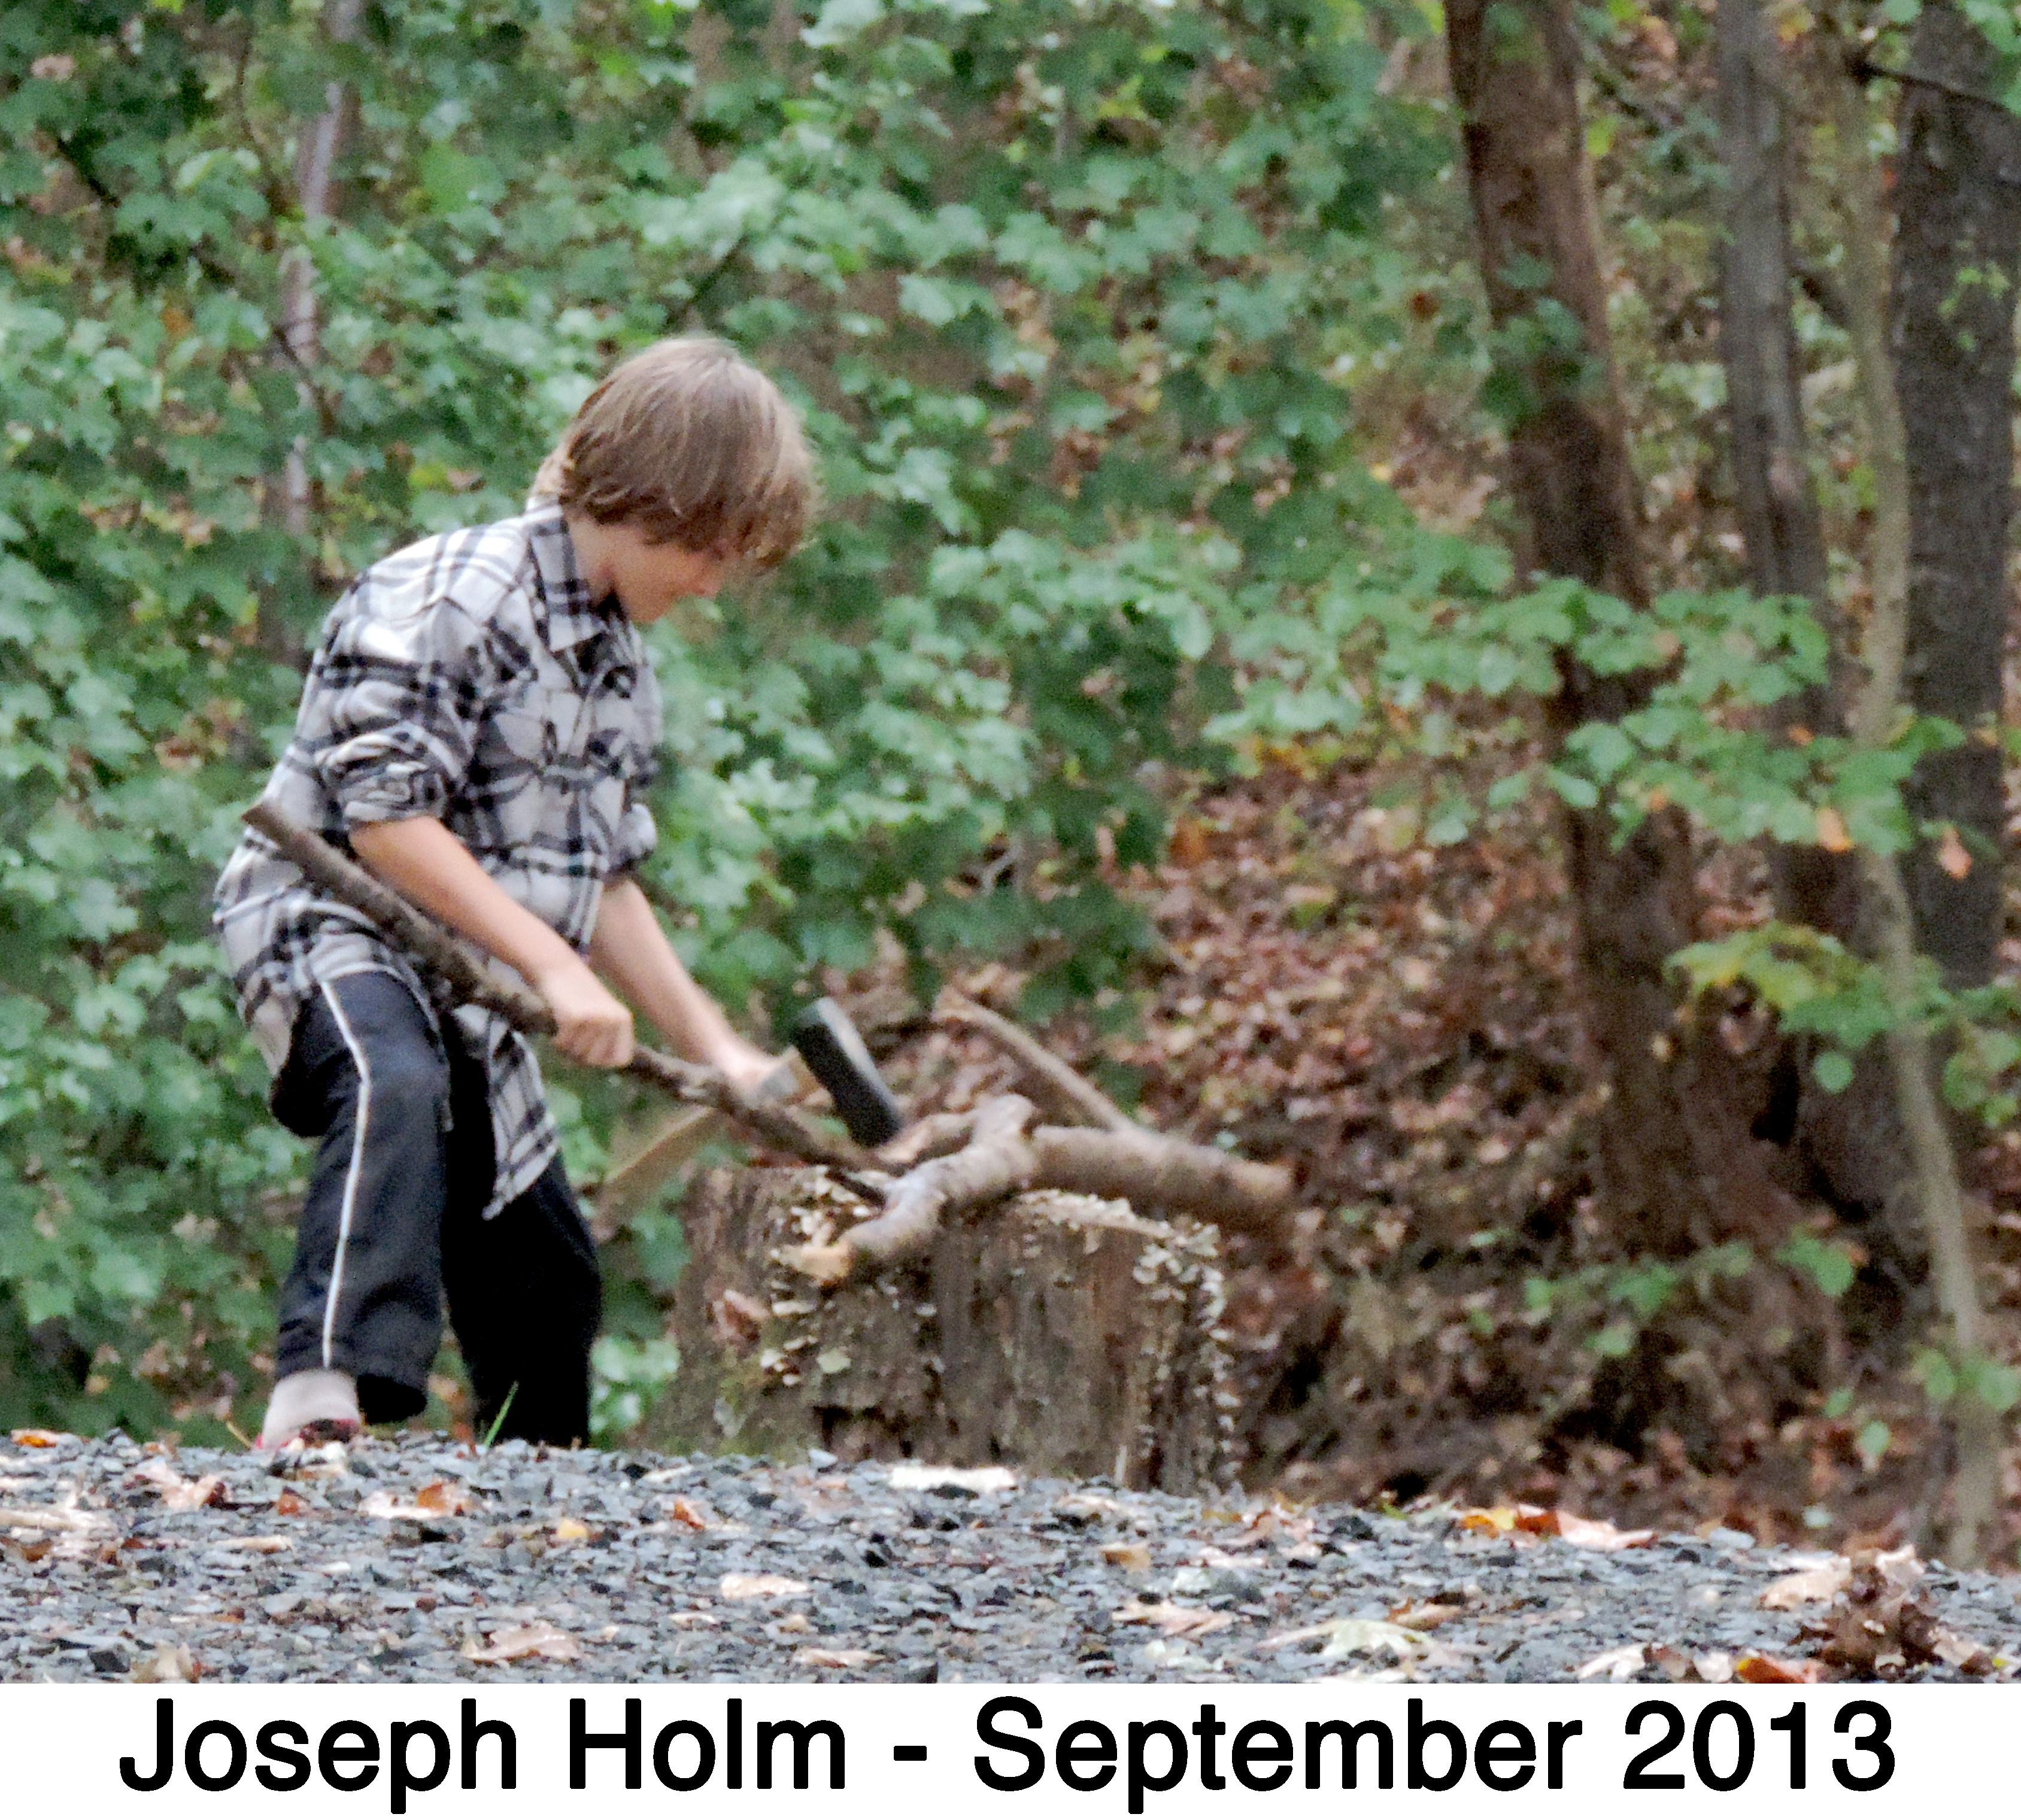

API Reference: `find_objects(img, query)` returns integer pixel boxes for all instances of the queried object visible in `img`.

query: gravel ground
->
[2,1432,2017,1684]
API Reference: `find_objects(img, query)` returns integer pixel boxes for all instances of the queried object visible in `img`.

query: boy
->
[214,337,812,1450]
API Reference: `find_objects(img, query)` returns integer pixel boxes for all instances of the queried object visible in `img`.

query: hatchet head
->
[790,996,906,1148]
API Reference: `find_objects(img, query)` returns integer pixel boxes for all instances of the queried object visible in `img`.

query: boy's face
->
[591,521,732,624]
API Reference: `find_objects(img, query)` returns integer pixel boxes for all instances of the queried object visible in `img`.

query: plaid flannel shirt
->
[214,503,663,1216]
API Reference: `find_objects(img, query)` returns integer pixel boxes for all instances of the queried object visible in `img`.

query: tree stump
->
[657,1167,1237,1493]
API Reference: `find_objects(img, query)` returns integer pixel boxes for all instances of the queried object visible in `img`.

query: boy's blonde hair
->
[532,337,814,569]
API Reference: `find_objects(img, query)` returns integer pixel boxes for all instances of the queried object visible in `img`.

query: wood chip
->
[463,1620,582,1665]
[796,1647,879,1669]
[718,1573,811,1600]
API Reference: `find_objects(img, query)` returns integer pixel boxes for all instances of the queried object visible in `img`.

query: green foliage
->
[1914,1345,2021,1416]
[5,0,2016,1447]
[0,0,1451,1432]
[1778,1232,1860,1300]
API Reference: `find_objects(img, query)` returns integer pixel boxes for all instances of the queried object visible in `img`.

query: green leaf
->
[1811,1051,1854,1094]
[1779,1232,1857,1299]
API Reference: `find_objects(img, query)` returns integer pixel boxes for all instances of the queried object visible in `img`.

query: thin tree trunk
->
[1717,0,1912,1232]
[1827,45,2000,1565]
[1445,0,1784,1254]
[1890,2,2021,990]
[1881,7,2021,1564]
[1716,0,1853,921]
[280,0,362,540]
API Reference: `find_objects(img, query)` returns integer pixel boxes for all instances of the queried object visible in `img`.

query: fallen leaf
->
[415,1481,472,1516]
[796,1648,879,1669]
[1101,1542,1152,1572]
[166,1476,223,1512]
[1644,1643,1731,1683]
[1457,1505,1518,1534]
[664,1612,723,1629]
[770,1612,813,1635]
[1456,1502,1556,1541]
[1736,1653,1825,1684]
[1261,1618,1426,1660]
[1647,1643,1697,1681]
[1058,1493,1130,1523]
[666,1496,712,1530]
[1937,825,1973,879]
[1576,1643,1647,1681]
[131,1643,199,1684]
[1554,1511,1656,1550]
[1932,1627,1995,1675]
[1808,1546,1955,1678]
[718,1573,811,1601]
[888,1463,1016,1495]
[132,1459,223,1512]
[1816,806,1853,853]
[1316,1618,1427,1661]
[360,1482,475,1524]
[211,1536,291,1553]
[1761,1562,1850,1609]
[0,1503,112,1535]
[1871,1543,1925,1588]
[8,1430,67,1449]
[552,1518,591,1544]
[1388,1600,1465,1630]
[463,1621,582,1665]
[274,1490,308,1518]
[1114,1600,1235,1640]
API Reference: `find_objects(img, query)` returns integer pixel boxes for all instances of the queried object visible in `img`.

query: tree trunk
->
[260,0,362,661]
[657,1168,1236,1491]
[1716,0,1911,1235]
[1890,4,2021,991]
[281,0,362,540]
[1445,0,1783,1253]
[1716,0,1853,922]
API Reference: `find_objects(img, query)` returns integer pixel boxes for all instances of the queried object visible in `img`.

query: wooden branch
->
[1031,1126,1292,1238]
[875,1110,978,1170]
[782,1087,1297,1285]
[780,1096,1037,1285]
[241,803,863,1171]
[936,990,1134,1131]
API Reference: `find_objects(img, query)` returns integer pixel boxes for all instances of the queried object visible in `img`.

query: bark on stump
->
[660,1167,1236,1493]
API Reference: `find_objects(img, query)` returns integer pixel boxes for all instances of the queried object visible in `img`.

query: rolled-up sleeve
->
[306,591,491,828]
[609,788,659,875]
[608,660,664,875]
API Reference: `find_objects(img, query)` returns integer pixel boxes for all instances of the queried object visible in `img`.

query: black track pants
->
[269,971,601,1444]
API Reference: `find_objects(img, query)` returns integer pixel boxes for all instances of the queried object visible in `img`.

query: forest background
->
[10,0,2021,1561]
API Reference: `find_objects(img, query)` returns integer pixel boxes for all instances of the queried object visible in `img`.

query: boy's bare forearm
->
[588,879,776,1087]
[350,819,575,984]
